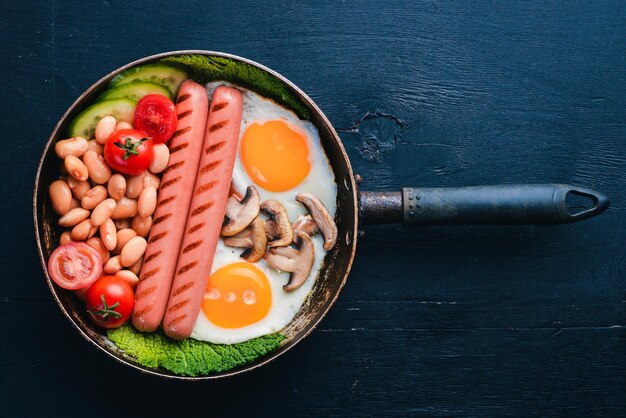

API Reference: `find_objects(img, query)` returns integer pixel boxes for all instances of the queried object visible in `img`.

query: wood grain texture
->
[1,0,625,416]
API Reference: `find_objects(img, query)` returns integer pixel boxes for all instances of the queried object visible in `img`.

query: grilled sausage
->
[132,80,209,332]
[162,86,243,340]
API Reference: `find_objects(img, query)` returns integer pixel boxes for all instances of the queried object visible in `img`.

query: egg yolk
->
[241,120,311,192]
[202,262,272,328]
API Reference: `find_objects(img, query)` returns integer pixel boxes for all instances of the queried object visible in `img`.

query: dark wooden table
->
[2,1,625,416]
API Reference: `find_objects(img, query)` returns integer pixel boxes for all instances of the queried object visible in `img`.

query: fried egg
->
[207,81,337,220]
[191,237,328,344]
[190,82,337,344]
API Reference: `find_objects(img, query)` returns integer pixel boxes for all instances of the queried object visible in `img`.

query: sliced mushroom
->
[295,193,338,251]
[265,232,315,292]
[223,216,267,262]
[292,214,320,237]
[261,200,293,247]
[221,186,260,236]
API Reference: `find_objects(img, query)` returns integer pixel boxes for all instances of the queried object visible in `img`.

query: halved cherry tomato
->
[86,276,134,329]
[47,242,102,290]
[104,129,154,175]
[133,94,177,144]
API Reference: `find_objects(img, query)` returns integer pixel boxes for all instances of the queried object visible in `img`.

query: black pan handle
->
[359,184,609,225]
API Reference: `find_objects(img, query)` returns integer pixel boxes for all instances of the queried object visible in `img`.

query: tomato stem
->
[88,294,122,321]
[114,137,149,160]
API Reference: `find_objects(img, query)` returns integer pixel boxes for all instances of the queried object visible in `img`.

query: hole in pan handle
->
[358,184,610,225]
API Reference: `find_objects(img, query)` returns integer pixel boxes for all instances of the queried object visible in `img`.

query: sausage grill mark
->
[191,202,214,217]
[177,110,192,120]
[208,120,228,133]
[167,314,187,326]
[177,261,198,275]
[187,222,205,234]
[167,300,189,313]
[152,213,172,226]
[143,250,162,264]
[176,94,191,104]
[171,281,194,297]
[163,160,185,175]
[171,126,191,139]
[205,141,226,154]
[200,160,222,174]
[135,285,156,299]
[169,142,189,154]
[196,181,217,194]
[211,102,228,112]
[158,195,176,206]
[148,231,168,244]
[141,268,160,281]
[182,240,203,253]
[134,305,153,317]
[160,176,181,190]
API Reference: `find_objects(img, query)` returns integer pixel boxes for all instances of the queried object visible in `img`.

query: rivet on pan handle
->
[359,184,610,225]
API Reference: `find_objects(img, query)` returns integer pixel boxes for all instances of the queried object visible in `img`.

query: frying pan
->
[33,50,610,380]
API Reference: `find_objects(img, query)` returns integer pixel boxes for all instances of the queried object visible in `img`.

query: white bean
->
[115,270,139,289]
[107,174,126,200]
[113,218,131,230]
[99,218,117,251]
[144,171,160,190]
[149,144,170,173]
[87,140,103,155]
[67,177,91,199]
[70,219,97,241]
[81,185,108,210]
[115,228,137,253]
[115,121,133,130]
[103,255,123,274]
[129,257,143,275]
[58,207,90,227]
[120,236,147,267]
[59,231,73,246]
[138,186,157,218]
[111,197,137,219]
[86,237,110,264]
[95,115,117,144]
[83,150,111,184]
[131,215,152,238]
[55,137,88,159]
[49,180,72,215]
[125,174,145,198]
[64,155,88,181]
[91,198,116,226]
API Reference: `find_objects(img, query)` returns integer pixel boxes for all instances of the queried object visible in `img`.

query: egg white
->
[190,82,337,344]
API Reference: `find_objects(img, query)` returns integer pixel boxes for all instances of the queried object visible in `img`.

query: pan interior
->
[33,51,358,379]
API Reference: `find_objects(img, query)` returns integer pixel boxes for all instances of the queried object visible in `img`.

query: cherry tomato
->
[104,129,154,175]
[86,276,134,329]
[47,242,102,290]
[133,94,177,144]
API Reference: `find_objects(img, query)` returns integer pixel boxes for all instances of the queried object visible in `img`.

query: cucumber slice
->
[68,98,136,139]
[98,81,173,102]
[110,63,188,96]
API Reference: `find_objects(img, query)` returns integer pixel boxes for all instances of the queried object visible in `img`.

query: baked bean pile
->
[49,116,170,289]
